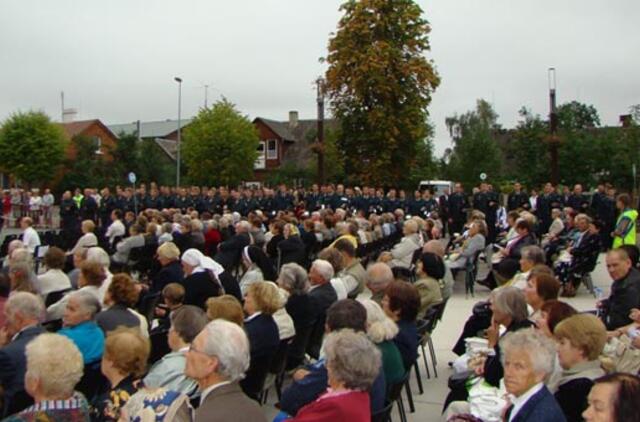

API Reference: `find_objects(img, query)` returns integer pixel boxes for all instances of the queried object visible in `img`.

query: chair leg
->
[398,395,407,422]
[428,337,438,378]
[421,344,431,379]
[413,360,424,394]
[261,388,269,405]
[404,379,415,413]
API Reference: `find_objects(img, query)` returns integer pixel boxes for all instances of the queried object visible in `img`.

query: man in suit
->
[214,220,251,271]
[0,292,46,417]
[501,329,566,422]
[184,319,266,422]
[448,183,469,236]
[306,259,338,359]
[507,182,529,211]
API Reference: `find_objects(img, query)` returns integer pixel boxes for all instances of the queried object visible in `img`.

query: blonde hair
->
[554,313,607,361]
[157,242,180,261]
[104,328,150,378]
[25,333,83,398]
[81,220,95,233]
[247,281,281,315]
[206,295,244,326]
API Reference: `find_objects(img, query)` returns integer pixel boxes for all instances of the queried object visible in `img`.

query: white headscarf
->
[181,248,224,277]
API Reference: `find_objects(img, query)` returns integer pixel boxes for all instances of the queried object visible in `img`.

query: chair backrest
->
[386,371,409,402]
[75,361,109,403]
[269,336,294,375]
[129,246,144,262]
[240,352,275,402]
[148,329,171,364]
[371,401,394,422]
[286,322,314,370]
[137,292,162,323]
[44,288,72,308]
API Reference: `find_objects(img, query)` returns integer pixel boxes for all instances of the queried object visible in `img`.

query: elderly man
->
[3,333,89,421]
[334,239,367,299]
[366,263,394,305]
[214,220,251,271]
[307,259,338,358]
[600,248,640,330]
[19,217,40,254]
[184,319,266,422]
[424,239,455,301]
[111,224,145,266]
[0,292,46,417]
[378,219,422,269]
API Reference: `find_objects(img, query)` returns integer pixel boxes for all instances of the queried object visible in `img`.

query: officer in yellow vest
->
[612,193,638,249]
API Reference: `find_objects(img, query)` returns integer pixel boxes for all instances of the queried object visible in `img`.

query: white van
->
[418,180,453,197]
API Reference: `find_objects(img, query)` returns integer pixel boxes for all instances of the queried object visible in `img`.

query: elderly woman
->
[278,223,307,267]
[3,334,89,421]
[360,299,405,386]
[91,328,150,422]
[414,252,444,317]
[47,261,106,320]
[151,242,184,294]
[58,290,105,364]
[382,281,420,371]
[85,247,114,305]
[144,305,208,397]
[96,273,147,335]
[36,246,71,300]
[239,245,277,295]
[290,330,382,421]
[9,262,36,294]
[241,281,281,399]
[68,220,98,256]
[379,219,422,269]
[277,263,315,369]
[499,328,565,421]
[206,294,245,326]
[547,314,607,422]
[535,300,578,338]
[180,248,224,309]
[583,373,640,422]
[524,272,561,319]
[446,220,486,271]
[508,245,547,289]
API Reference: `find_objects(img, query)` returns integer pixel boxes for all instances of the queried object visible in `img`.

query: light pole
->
[548,68,559,185]
[174,77,182,188]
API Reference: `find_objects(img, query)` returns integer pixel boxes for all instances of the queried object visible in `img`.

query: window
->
[94,136,103,155]
[254,141,266,169]
[267,139,278,159]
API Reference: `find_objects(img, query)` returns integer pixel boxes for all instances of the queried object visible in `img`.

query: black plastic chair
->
[371,401,394,422]
[386,372,409,422]
[261,336,294,403]
[76,361,109,403]
[148,328,170,364]
[286,322,314,370]
[44,288,72,308]
[464,250,483,297]
[241,352,274,403]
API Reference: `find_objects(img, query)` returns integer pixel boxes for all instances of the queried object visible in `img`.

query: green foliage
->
[324,0,440,186]
[0,111,67,185]
[58,135,111,192]
[557,101,600,131]
[444,99,503,188]
[137,139,175,186]
[503,108,550,188]
[182,99,259,186]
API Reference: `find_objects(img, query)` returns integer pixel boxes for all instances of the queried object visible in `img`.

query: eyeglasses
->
[188,344,211,357]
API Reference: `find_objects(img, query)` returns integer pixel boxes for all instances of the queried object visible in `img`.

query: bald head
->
[366,263,393,293]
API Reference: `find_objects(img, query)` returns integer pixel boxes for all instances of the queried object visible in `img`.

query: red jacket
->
[291,390,370,422]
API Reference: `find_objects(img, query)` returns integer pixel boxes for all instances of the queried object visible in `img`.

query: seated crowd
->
[0,180,639,422]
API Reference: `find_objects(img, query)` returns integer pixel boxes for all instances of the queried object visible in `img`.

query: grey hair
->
[359,299,399,343]
[7,239,25,255]
[520,245,545,265]
[323,329,382,391]
[575,213,592,224]
[312,259,334,282]
[366,263,394,289]
[500,328,557,377]
[86,247,110,268]
[236,220,251,233]
[191,219,204,233]
[10,248,33,268]
[6,292,44,321]
[493,286,529,322]
[69,290,101,318]
[277,263,309,295]
[202,319,250,382]
[25,333,83,398]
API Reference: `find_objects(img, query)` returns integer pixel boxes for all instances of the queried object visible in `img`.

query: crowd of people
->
[0,180,638,422]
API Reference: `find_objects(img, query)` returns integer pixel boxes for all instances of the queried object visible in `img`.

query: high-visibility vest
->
[613,208,637,248]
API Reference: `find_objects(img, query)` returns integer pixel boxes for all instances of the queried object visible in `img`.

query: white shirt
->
[105,219,126,243]
[509,382,544,422]
[330,277,348,300]
[22,226,41,253]
[200,380,232,405]
[37,269,72,297]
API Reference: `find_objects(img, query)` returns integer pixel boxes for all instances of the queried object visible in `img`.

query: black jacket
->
[214,232,251,271]
[181,271,222,310]
[554,378,594,422]
[151,260,184,294]
[605,267,640,330]
[508,385,566,422]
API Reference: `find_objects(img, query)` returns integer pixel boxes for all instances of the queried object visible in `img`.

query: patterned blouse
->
[90,376,141,422]
[2,392,90,422]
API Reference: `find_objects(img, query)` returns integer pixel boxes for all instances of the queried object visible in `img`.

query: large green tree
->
[324,0,440,186]
[444,99,503,188]
[0,111,67,185]
[182,99,259,186]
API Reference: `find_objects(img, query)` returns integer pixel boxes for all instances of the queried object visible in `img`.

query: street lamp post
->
[174,77,182,188]
[548,68,559,185]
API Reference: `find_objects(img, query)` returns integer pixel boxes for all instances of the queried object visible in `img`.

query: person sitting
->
[378,219,422,269]
[582,373,640,422]
[58,290,105,365]
[205,294,244,326]
[105,209,126,250]
[278,223,307,267]
[414,252,444,317]
[47,261,106,321]
[153,282,185,332]
[541,208,565,248]
[19,217,40,255]
[279,299,386,418]
[506,245,546,289]
[180,248,224,310]
[96,273,147,335]
[499,328,565,421]
[424,239,455,301]
[1,334,89,421]
[268,281,296,341]
[240,281,281,400]
[334,239,367,299]
[0,293,46,417]
[8,263,36,294]
[445,220,486,271]
[559,218,602,297]
[598,248,640,330]
[111,223,145,266]
[317,247,348,300]
[68,219,98,256]
[365,263,394,306]
[306,259,338,359]
[144,305,208,397]
[360,299,405,386]
[184,319,267,422]
[524,272,561,320]
[214,220,251,271]
[289,330,382,421]
[35,246,72,301]
[534,299,578,338]
[548,314,607,422]
[330,221,359,249]
[91,328,149,422]
[238,245,277,295]
[382,281,420,371]
[151,242,184,294]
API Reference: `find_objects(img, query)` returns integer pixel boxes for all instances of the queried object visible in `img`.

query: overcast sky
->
[1,0,639,154]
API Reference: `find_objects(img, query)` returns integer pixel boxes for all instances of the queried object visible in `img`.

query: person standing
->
[612,193,638,249]
[448,183,469,236]
[40,188,54,228]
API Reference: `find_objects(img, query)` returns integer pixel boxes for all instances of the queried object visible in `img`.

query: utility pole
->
[316,77,325,185]
[204,84,209,109]
[174,77,183,188]
[60,91,65,122]
[548,68,560,185]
